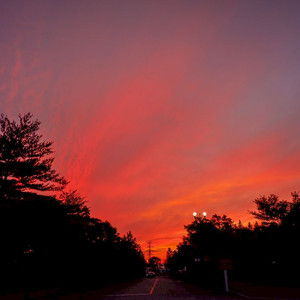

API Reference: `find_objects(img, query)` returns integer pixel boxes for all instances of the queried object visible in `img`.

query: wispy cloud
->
[1,0,300,259]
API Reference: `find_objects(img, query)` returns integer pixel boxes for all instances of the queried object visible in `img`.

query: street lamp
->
[193,212,197,217]
[202,212,207,218]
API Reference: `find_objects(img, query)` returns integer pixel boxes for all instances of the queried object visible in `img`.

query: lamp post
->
[193,212,197,217]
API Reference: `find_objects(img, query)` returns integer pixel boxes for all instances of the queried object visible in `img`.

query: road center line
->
[149,278,158,295]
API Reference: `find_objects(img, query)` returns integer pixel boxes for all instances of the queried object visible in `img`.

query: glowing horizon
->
[1,0,300,260]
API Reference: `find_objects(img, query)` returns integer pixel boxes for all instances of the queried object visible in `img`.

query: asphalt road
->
[0,277,241,300]
[99,276,244,300]
[2,276,298,299]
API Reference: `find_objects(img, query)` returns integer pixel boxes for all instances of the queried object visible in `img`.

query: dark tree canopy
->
[250,194,289,225]
[149,256,161,271]
[0,113,146,293]
[59,189,90,218]
[166,192,300,288]
[0,113,67,198]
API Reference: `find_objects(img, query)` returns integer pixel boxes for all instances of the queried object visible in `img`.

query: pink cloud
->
[2,1,300,259]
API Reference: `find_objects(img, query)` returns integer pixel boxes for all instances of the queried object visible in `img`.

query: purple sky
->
[1,0,300,258]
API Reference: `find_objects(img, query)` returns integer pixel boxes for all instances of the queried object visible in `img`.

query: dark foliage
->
[148,256,161,272]
[0,113,146,294]
[0,113,67,198]
[166,194,300,288]
[250,194,289,225]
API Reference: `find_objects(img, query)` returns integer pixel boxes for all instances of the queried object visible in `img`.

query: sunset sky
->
[1,0,300,259]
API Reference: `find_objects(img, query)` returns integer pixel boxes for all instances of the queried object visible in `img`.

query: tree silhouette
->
[149,256,161,271]
[60,189,90,218]
[250,194,289,225]
[167,192,300,287]
[0,113,67,199]
[282,191,300,229]
[0,113,146,294]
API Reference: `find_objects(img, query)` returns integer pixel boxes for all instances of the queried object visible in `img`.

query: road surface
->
[99,276,243,300]
[2,276,298,299]
[0,277,241,300]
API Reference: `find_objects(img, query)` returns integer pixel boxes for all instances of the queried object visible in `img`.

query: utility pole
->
[148,241,152,261]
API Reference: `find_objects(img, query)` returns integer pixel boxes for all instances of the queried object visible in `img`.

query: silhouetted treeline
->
[166,193,300,288]
[0,113,145,294]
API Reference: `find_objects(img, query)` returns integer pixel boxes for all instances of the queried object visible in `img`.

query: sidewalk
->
[230,281,300,300]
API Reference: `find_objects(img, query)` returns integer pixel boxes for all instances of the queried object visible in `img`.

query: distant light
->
[202,212,207,217]
[193,212,197,217]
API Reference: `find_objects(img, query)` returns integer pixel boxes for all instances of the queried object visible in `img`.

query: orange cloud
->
[2,1,300,259]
